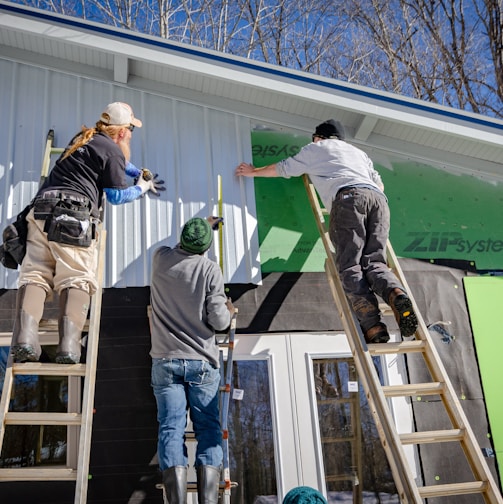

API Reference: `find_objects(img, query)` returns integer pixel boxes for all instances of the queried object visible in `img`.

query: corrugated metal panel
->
[0,58,261,289]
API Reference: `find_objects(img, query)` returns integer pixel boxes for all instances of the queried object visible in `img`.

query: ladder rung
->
[39,319,90,331]
[419,481,488,498]
[0,467,77,481]
[12,362,87,376]
[0,330,89,346]
[368,340,427,355]
[186,481,229,491]
[157,481,229,492]
[400,429,464,445]
[382,382,444,397]
[5,412,82,426]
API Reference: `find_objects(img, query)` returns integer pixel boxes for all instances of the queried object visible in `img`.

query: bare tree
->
[330,0,502,116]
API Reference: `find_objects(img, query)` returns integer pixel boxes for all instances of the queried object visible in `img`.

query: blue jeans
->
[151,358,223,470]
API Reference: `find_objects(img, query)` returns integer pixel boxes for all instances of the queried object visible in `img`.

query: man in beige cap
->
[10,102,164,365]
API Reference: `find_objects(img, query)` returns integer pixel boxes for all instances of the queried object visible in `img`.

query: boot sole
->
[12,345,39,363]
[56,353,80,364]
[392,295,418,337]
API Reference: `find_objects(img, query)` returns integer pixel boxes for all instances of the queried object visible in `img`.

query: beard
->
[117,136,131,162]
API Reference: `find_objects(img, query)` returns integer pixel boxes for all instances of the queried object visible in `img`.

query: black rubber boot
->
[56,288,90,364]
[162,466,187,504]
[11,284,46,362]
[196,465,220,504]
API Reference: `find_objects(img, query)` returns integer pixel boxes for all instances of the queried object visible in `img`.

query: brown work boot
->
[364,323,390,344]
[389,288,418,337]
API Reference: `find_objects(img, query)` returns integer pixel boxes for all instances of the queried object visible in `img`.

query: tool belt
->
[33,191,97,248]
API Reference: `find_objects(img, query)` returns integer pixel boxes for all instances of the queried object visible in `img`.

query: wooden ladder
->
[303,175,503,503]
[0,130,106,504]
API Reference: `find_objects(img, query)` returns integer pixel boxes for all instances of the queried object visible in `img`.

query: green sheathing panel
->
[382,161,503,271]
[251,131,503,273]
[252,131,326,272]
[463,276,503,483]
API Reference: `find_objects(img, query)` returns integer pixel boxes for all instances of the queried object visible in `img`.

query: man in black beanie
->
[235,120,417,344]
[150,216,234,503]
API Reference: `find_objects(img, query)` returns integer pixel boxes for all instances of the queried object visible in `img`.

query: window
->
[313,357,398,503]
[229,360,277,503]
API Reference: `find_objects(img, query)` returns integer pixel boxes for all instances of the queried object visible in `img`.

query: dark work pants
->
[329,187,404,332]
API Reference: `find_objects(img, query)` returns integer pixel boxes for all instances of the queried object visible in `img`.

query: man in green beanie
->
[150,216,234,504]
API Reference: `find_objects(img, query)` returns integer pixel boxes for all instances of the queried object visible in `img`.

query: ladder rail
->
[302,174,503,503]
[74,226,106,504]
[220,309,238,497]
[0,352,14,452]
[385,241,503,502]
[323,258,423,503]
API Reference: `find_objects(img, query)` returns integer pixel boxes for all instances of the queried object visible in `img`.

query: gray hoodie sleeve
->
[205,262,231,331]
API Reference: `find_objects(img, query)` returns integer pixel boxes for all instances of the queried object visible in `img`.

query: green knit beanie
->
[180,217,213,254]
[283,486,327,504]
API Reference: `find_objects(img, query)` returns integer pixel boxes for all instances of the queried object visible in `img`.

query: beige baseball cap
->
[100,102,142,128]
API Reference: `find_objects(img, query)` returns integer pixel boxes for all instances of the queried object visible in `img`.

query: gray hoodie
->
[150,245,230,367]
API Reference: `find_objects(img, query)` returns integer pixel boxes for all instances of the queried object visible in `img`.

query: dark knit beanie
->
[283,486,327,504]
[180,217,213,254]
[314,119,345,140]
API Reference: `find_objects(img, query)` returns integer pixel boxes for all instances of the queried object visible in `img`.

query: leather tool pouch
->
[0,203,32,269]
[46,205,94,248]
[33,197,60,220]
[34,195,95,248]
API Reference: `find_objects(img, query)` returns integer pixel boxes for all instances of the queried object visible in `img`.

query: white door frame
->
[233,331,417,502]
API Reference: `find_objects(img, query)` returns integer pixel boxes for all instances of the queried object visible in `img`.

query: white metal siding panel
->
[0,59,261,289]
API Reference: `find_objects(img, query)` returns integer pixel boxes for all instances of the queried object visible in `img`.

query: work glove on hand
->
[136,174,166,197]
[150,174,166,195]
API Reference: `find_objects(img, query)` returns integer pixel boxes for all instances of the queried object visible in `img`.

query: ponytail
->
[62,121,124,160]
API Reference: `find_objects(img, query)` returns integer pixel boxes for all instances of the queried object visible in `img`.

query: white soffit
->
[0,0,502,173]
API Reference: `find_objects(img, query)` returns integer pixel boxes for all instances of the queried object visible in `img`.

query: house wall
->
[1,261,499,502]
[0,5,501,501]
[0,58,261,289]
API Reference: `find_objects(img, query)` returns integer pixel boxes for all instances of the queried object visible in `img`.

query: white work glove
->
[136,177,155,195]
[136,174,166,197]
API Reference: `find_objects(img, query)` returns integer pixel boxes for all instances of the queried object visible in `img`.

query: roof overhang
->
[1,0,502,177]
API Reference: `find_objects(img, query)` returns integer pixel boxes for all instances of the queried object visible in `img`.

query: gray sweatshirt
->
[276,139,383,210]
[150,245,231,368]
